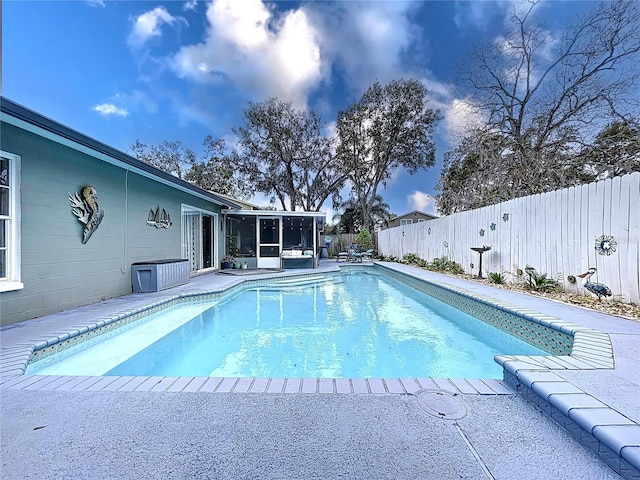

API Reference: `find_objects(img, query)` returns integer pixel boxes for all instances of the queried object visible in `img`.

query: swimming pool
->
[26,270,549,379]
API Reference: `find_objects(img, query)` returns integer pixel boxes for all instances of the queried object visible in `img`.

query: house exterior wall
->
[385,211,436,229]
[0,122,222,325]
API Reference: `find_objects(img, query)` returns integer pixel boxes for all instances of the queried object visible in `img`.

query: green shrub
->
[524,266,562,292]
[355,229,372,250]
[402,253,421,265]
[426,256,464,274]
[488,272,506,284]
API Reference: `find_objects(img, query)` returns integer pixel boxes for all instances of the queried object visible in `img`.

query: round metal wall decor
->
[595,235,617,256]
[479,229,485,237]
[490,223,496,231]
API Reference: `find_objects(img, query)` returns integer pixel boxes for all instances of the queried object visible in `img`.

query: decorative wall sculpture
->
[69,186,104,244]
[595,235,617,256]
[146,206,172,228]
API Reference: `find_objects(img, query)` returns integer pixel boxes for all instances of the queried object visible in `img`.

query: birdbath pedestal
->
[470,246,491,278]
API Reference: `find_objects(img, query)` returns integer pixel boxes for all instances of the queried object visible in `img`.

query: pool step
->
[499,356,640,479]
[258,275,338,288]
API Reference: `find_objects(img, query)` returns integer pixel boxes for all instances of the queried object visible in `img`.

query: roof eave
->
[0,96,242,210]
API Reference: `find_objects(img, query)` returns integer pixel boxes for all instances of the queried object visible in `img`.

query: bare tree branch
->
[437,0,640,214]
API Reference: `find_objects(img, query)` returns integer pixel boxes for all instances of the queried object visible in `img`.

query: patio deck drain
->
[417,390,468,420]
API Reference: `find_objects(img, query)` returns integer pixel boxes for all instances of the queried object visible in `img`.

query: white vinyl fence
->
[378,172,640,304]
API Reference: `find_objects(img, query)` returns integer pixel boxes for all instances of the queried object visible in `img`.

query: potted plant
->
[221,255,235,269]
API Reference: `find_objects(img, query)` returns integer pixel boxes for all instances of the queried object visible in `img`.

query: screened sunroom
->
[223,211,326,269]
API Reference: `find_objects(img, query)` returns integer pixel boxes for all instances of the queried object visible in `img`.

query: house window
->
[400,219,413,226]
[0,151,23,292]
[418,219,426,223]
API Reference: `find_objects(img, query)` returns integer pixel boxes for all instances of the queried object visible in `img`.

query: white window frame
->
[0,151,23,292]
[400,219,413,226]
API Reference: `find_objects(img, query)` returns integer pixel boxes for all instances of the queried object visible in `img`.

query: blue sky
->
[2,0,594,218]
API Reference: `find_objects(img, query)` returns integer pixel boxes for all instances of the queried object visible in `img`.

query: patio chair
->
[336,251,350,262]
[362,249,374,261]
[348,244,362,263]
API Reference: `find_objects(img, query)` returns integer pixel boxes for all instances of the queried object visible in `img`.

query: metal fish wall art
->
[69,186,104,244]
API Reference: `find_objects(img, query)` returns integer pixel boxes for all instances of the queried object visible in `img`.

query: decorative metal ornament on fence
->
[595,235,617,256]
[479,229,485,237]
[490,223,496,231]
[69,186,104,244]
[502,213,509,222]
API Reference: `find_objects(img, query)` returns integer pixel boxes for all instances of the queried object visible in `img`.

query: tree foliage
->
[336,79,441,230]
[576,122,640,180]
[130,139,196,180]
[132,79,443,221]
[130,137,251,199]
[185,136,253,200]
[331,194,391,234]
[437,0,640,214]
[231,98,346,211]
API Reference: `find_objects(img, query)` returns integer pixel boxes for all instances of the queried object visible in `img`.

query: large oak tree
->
[336,79,441,231]
[231,98,346,211]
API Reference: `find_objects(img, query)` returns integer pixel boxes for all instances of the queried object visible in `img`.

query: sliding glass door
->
[182,206,217,272]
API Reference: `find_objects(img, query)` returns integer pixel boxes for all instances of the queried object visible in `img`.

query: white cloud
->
[172,0,322,109]
[114,90,158,114]
[413,75,486,143]
[170,0,426,109]
[408,191,435,213]
[453,1,498,30]
[453,0,535,31]
[92,103,129,117]
[127,7,184,49]
[183,0,198,12]
[86,0,106,8]
[444,98,486,143]
[308,1,421,94]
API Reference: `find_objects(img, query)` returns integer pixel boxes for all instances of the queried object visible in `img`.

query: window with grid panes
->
[0,152,22,291]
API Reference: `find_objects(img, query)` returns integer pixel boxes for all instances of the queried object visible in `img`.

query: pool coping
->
[1,261,638,477]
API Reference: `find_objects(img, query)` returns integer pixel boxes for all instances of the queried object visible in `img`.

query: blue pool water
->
[27,271,546,378]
